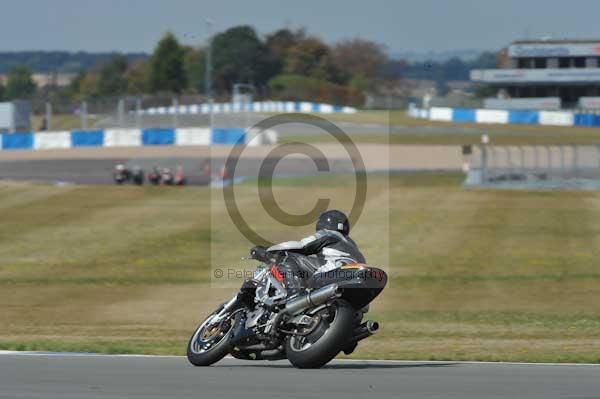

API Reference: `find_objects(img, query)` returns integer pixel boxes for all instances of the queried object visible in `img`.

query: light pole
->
[205,19,214,131]
[233,83,255,131]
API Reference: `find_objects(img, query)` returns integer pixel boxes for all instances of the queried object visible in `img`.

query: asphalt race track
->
[0,157,356,185]
[0,353,598,399]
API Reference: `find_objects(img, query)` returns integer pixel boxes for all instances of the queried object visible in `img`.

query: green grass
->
[1,174,600,362]
[31,114,101,131]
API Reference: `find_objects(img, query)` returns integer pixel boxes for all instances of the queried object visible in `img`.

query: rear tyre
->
[285,300,355,369]
[187,308,234,367]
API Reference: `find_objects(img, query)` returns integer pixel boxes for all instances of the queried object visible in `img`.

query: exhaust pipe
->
[284,284,342,316]
[352,320,379,342]
[270,284,342,336]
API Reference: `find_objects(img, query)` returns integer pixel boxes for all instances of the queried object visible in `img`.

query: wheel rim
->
[190,312,233,355]
[289,305,337,352]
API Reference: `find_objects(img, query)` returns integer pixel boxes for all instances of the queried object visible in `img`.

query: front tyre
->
[187,308,234,367]
[286,300,355,369]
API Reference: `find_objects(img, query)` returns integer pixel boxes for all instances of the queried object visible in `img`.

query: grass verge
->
[0,174,599,362]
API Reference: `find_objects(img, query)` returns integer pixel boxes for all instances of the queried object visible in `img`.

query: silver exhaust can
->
[284,284,341,315]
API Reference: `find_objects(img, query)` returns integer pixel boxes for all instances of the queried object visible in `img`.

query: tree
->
[149,32,187,93]
[5,66,36,99]
[332,39,388,89]
[269,74,363,106]
[78,73,100,99]
[0,83,5,101]
[284,38,344,84]
[126,61,150,94]
[212,26,274,92]
[265,28,305,75]
[97,56,128,97]
[183,46,205,93]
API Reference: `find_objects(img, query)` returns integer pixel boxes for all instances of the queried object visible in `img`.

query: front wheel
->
[285,300,355,369]
[187,307,235,367]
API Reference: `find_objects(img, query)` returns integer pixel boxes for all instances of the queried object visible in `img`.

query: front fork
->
[211,296,240,324]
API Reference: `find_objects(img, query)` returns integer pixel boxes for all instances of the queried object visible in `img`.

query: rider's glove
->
[250,246,268,262]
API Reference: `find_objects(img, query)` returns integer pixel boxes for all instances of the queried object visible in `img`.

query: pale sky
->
[1,0,599,53]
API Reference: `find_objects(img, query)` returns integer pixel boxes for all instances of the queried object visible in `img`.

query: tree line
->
[0,51,148,74]
[0,26,498,105]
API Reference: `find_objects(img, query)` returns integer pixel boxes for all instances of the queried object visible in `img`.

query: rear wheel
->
[285,300,355,369]
[187,308,235,367]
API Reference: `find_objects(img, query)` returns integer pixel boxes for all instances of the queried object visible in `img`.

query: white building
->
[471,40,600,109]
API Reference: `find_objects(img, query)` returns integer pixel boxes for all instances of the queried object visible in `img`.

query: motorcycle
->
[186,247,387,369]
[174,167,187,186]
[148,168,161,185]
[161,168,174,185]
[113,165,131,185]
[131,167,145,186]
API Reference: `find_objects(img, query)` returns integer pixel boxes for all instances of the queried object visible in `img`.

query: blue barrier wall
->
[2,132,33,150]
[575,113,600,127]
[142,128,175,145]
[71,130,104,147]
[508,111,539,125]
[452,108,476,123]
[211,128,246,145]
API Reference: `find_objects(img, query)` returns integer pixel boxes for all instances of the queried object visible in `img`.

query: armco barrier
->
[140,101,357,116]
[408,104,600,128]
[0,127,274,151]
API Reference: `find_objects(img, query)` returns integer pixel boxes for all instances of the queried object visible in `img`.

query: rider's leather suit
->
[267,229,366,296]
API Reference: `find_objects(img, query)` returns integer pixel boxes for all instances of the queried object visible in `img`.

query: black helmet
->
[316,210,350,236]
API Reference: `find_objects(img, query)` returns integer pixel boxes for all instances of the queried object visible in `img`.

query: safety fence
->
[0,127,278,151]
[465,144,600,189]
[140,101,357,116]
[408,104,600,128]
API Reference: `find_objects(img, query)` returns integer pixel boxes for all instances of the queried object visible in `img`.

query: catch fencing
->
[466,144,600,189]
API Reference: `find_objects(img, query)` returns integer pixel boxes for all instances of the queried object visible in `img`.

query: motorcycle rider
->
[251,210,365,298]
[113,164,130,185]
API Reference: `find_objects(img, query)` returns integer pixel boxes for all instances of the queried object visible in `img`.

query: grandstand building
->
[471,39,600,109]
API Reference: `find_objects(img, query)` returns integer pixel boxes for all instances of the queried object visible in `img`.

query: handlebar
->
[250,246,283,264]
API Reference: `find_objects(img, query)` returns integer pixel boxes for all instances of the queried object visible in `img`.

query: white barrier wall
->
[246,128,279,147]
[475,109,509,124]
[175,128,211,146]
[34,132,71,150]
[539,111,575,126]
[299,102,313,113]
[320,104,334,114]
[105,129,142,147]
[429,107,453,121]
